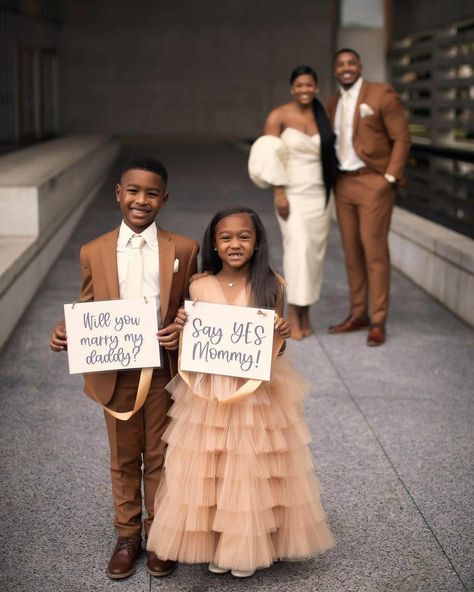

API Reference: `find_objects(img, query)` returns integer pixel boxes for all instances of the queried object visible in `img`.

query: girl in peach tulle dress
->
[146,205,334,578]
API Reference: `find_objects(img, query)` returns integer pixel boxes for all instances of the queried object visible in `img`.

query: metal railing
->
[397,143,474,238]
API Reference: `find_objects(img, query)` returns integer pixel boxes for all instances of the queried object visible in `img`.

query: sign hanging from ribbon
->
[180,299,275,381]
[64,298,161,374]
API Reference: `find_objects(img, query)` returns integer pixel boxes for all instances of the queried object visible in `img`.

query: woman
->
[248,65,336,339]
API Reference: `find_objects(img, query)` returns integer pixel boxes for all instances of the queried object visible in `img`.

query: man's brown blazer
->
[78,226,199,405]
[326,81,411,183]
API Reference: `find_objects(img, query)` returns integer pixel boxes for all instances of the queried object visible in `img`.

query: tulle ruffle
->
[146,356,334,571]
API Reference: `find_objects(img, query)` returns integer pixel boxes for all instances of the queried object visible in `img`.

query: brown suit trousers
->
[104,367,171,537]
[335,171,395,324]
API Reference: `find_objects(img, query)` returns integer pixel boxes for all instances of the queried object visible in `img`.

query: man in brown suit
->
[326,48,410,345]
[50,157,199,579]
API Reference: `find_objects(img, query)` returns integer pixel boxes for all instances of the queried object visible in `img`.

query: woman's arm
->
[263,108,283,137]
[263,109,290,220]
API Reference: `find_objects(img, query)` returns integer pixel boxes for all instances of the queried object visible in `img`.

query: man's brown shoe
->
[106,536,142,580]
[367,324,386,347]
[146,551,176,577]
[328,315,370,334]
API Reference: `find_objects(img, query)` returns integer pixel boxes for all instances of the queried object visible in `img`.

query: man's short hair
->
[333,48,361,62]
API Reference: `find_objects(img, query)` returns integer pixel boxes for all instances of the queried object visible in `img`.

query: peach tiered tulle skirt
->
[146,355,335,572]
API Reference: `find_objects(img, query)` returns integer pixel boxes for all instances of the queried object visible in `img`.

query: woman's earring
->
[214,247,217,251]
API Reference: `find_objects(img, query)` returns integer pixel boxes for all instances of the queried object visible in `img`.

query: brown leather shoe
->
[106,536,142,580]
[146,551,176,577]
[367,324,386,347]
[328,315,370,334]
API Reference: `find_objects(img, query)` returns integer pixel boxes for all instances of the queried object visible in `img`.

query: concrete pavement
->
[0,142,472,592]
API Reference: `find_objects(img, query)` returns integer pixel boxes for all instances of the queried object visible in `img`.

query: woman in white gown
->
[248,65,336,339]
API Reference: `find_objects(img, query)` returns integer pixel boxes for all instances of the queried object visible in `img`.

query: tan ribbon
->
[100,235,154,420]
[177,330,284,405]
[101,367,154,421]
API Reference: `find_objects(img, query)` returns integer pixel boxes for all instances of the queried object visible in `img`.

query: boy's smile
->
[116,169,168,233]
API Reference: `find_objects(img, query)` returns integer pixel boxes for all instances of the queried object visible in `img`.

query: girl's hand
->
[274,314,291,339]
[173,308,188,331]
[156,309,188,351]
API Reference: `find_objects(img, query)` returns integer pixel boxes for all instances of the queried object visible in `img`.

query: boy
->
[50,156,199,579]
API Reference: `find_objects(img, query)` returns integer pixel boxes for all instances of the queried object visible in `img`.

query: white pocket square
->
[173,258,179,273]
[360,103,374,118]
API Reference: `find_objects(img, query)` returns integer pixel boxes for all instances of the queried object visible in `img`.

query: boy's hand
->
[157,309,187,351]
[274,314,291,339]
[50,322,68,352]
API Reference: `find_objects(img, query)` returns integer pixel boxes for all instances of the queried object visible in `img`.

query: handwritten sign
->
[180,300,275,381]
[64,298,161,374]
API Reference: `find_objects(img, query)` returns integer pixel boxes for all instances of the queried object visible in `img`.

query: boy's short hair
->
[120,156,168,185]
[333,47,361,62]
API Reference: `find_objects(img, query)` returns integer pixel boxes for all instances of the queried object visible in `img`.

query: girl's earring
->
[214,247,217,251]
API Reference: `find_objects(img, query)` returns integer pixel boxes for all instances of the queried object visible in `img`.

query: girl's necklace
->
[217,276,246,288]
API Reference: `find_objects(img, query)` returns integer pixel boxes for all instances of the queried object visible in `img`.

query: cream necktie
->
[338,92,350,166]
[103,233,153,422]
[125,235,146,299]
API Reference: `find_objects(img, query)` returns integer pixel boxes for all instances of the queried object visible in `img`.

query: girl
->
[146,205,334,578]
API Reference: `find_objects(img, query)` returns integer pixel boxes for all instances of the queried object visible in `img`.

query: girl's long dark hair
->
[290,65,337,203]
[201,205,281,309]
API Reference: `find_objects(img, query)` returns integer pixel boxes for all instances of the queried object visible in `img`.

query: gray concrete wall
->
[0,4,62,147]
[59,0,337,138]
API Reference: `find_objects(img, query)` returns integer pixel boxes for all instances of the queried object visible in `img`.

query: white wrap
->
[248,135,288,189]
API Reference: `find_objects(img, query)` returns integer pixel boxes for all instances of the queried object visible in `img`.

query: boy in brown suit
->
[326,48,411,345]
[50,156,199,579]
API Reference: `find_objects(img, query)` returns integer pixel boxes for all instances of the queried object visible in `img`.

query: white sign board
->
[180,299,275,381]
[64,298,161,374]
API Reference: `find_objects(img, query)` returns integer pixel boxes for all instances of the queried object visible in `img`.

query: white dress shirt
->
[335,76,366,171]
[117,221,161,320]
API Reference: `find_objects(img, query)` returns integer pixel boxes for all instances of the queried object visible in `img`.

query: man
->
[326,48,410,346]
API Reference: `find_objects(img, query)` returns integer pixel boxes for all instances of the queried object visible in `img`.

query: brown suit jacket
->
[326,81,411,183]
[79,226,199,405]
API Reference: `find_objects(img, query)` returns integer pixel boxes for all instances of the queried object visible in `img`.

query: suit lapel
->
[353,80,368,139]
[158,228,175,323]
[102,227,120,299]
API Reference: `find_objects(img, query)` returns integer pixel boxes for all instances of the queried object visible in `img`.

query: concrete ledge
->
[390,208,474,326]
[0,136,119,350]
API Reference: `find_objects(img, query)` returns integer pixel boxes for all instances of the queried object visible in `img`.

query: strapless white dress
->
[248,128,332,306]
